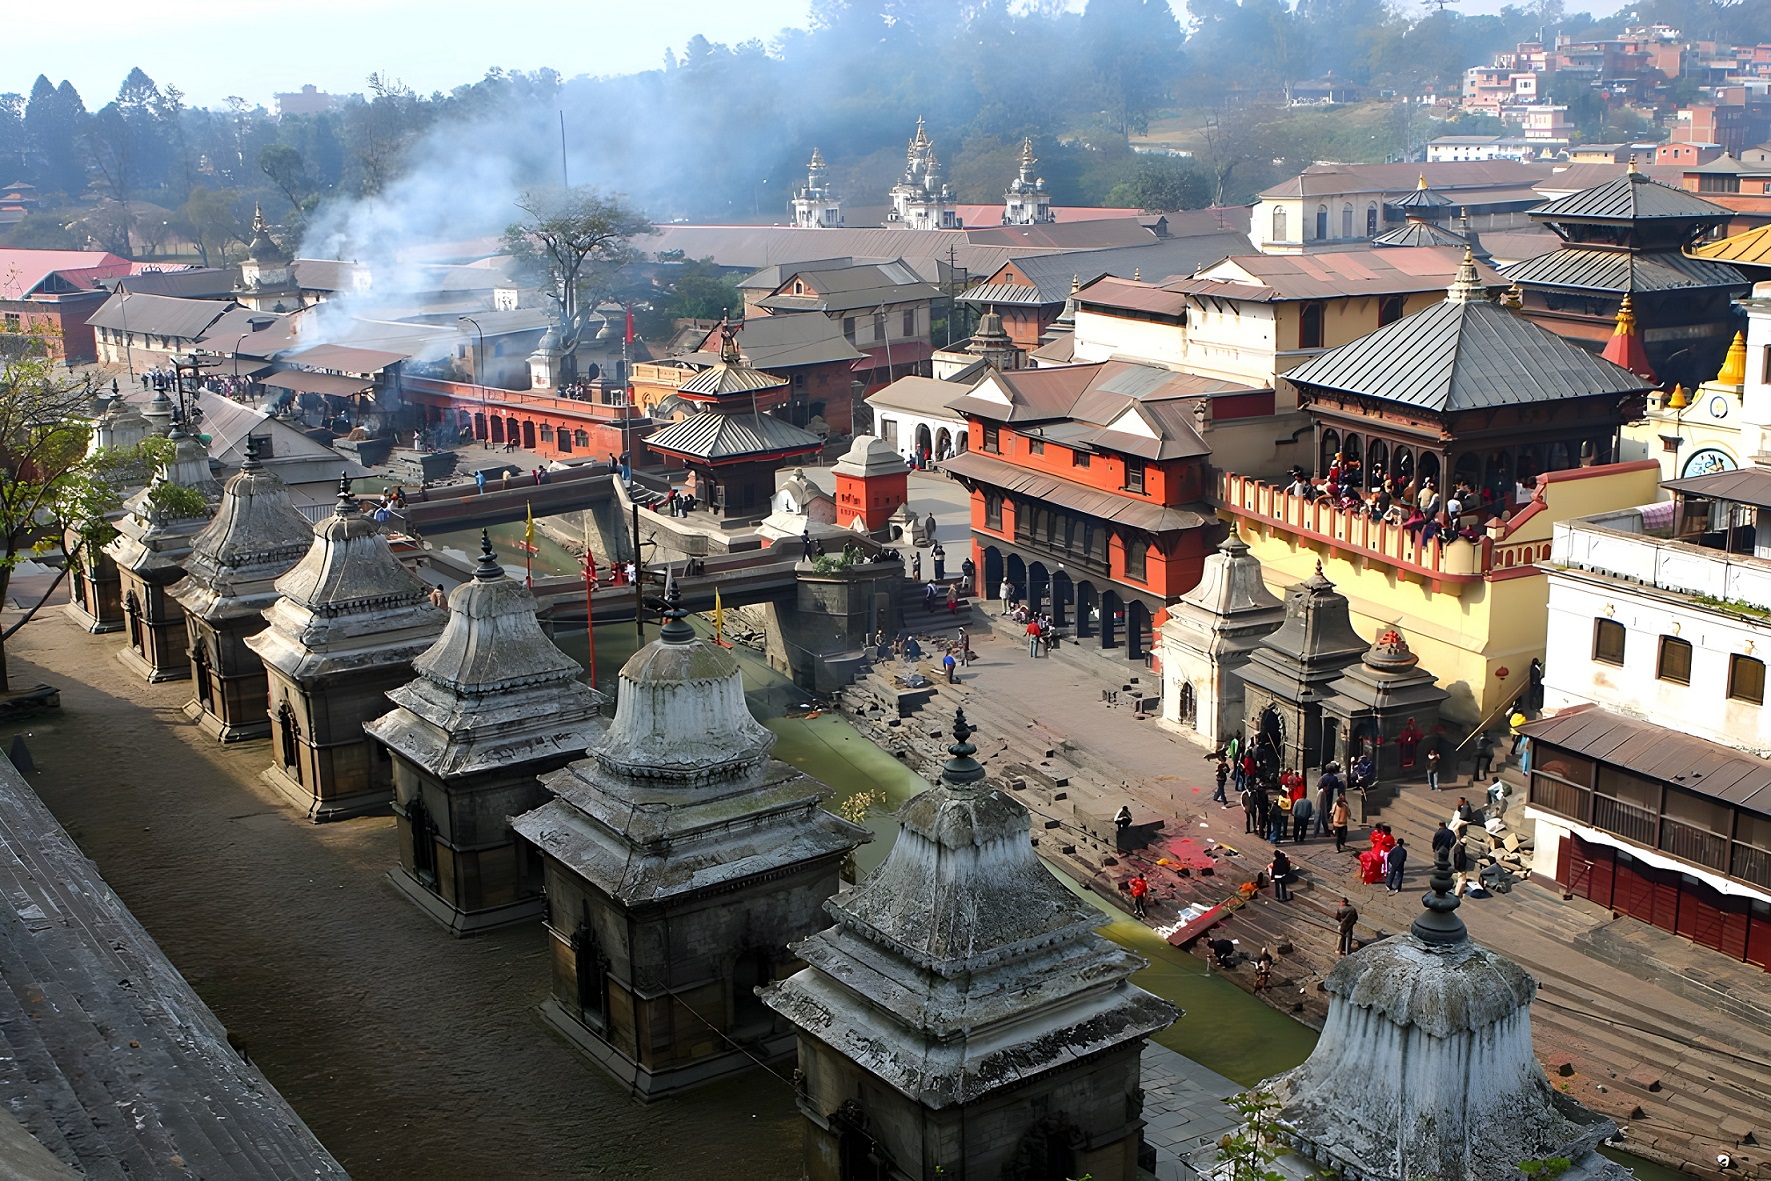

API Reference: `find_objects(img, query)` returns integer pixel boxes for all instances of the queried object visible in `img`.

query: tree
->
[1080,0,1186,137]
[0,354,109,692]
[181,187,246,266]
[1105,156,1214,210]
[1214,1091,1291,1181]
[503,187,652,376]
[22,76,87,196]
[1,212,77,250]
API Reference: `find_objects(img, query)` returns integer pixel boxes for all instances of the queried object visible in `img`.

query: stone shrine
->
[1237,562,1370,775]
[1159,535,1285,747]
[367,533,605,934]
[1257,847,1630,1180]
[510,589,869,1099]
[247,477,444,822]
[108,428,221,683]
[762,711,1177,1181]
[830,435,910,536]
[1319,624,1450,780]
[173,441,315,742]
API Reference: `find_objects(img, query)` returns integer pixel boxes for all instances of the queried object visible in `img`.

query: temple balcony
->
[1217,460,1663,595]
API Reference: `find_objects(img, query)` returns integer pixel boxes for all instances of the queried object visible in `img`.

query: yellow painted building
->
[1618,331,1751,482]
[1220,461,1664,728]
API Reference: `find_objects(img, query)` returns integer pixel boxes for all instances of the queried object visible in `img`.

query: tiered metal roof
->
[644,410,824,464]
[1530,167,1735,223]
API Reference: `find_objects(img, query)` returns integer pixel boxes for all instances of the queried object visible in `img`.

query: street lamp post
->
[458,315,487,447]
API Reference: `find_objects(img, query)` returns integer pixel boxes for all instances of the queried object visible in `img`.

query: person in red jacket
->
[1026,617,1043,658]
[1127,874,1150,918]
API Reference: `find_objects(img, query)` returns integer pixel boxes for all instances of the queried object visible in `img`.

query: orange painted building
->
[401,376,653,464]
[942,363,1218,662]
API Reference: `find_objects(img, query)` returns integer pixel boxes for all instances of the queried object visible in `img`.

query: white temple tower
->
[1002,137,1053,226]
[791,147,845,229]
[886,119,960,231]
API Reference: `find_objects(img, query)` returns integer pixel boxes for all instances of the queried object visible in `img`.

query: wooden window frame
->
[1592,618,1626,666]
[1729,653,1765,705]
[1656,635,1692,685]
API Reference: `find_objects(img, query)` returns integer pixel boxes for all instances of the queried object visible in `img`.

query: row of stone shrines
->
[89,436,1185,1178]
[85,439,1634,1180]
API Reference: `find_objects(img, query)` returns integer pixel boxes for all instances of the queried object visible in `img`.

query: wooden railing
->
[401,375,645,422]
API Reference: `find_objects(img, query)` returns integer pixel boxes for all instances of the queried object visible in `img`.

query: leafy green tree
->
[657,259,742,322]
[0,355,114,691]
[503,186,652,378]
[1215,1091,1291,1181]
[1,212,78,250]
[181,187,247,266]
[23,76,87,197]
[1081,0,1186,137]
[1105,156,1214,210]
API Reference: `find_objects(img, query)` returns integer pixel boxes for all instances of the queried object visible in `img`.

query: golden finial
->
[1627,155,1639,174]
[1612,294,1637,336]
[1718,330,1747,386]
[1133,267,1141,281]
[1417,173,1429,190]
[1070,274,1080,292]
[1666,383,1688,411]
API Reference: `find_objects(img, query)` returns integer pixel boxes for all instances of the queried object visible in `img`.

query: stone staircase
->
[895,576,973,635]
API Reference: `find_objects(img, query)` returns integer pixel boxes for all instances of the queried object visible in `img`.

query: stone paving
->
[1138,1044,1242,1181]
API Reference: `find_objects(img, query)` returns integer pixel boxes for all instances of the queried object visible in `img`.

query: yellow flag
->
[713,587,725,640]
[524,501,534,549]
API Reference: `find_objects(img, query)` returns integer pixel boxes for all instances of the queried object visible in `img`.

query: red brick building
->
[943,362,1220,662]
[0,249,132,363]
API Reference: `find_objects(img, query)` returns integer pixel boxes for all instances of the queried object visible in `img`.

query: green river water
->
[423,528,1687,1180]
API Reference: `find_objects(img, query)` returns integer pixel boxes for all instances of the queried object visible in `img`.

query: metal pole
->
[459,315,486,446]
[632,501,643,639]
[582,550,597,691]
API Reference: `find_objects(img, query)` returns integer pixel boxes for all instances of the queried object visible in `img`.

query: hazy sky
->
[11,0,1523,111]
[7,0,819,107]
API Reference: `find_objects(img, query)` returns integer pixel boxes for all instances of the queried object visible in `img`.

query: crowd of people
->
[1282,454,1540,548]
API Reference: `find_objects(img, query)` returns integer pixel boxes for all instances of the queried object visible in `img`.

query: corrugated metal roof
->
[261,370,374,397]
[1076,276,1190,317]
[1204,246,1502,301]
[1662,466,1771,508]
[677,358,788,398]
[1501,246,1748,293]
[641,225,1046,285]
[962,218,1157,250]
[1283,295,1650,412]
[280,343,409,373]
[966,232,1254,306]
[866,375,969,419]
[1530,170,1735,223]
[643,410,823,463]
[1257,161,1551,200]
[1520,705,1771,813]
[1372,220,1470,249]
[956,281,1047,307]
[942,450,1206,533]
[736,257,854,290]
[87,292,235,340]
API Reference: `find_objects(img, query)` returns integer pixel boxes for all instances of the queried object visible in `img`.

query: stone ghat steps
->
[1573,919,1771,1039]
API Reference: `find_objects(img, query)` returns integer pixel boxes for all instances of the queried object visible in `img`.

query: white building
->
[1524,449,1771,967]
[789,147,844,229]
[1001,137,1053,226]
[885,119,960,231]
[865,374,969,464]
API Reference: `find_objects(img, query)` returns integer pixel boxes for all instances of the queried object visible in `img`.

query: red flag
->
[624,305,634,344]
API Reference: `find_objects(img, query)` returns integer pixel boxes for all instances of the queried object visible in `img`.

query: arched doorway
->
[473,412,487,441]
[1005,554,1027,603]
[982,546,1004,603]
[1367,440,1389,488]
[192,643,214,711]
[730,949,774,1040]
[935,428,952,460]
[1418,450,1441,490]
[1319,429,1340,476]
[1179,682,1197,729]
[522,419,537,449]
[1027,561,1048,613]
[1076,582,1099,638]
[1257,705,1285,775]
[1126,598,1151,662]
[914,423,933,463]
[572,921,607,1028]
[1394,445,1414,489]
[407,793,438,887]
[276,700,303,783]
[506,417,520,445]
[1100,588,1121,650]
[1050,568,1072,628]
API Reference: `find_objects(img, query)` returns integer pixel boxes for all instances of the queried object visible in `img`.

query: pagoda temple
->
[1236,563,1371,775]
[1502,162,1749,388]
[367,533,605,934]
[644,322,825,522]
[109,427,221,683]
[1256,846,1629,1180]
[762,710,1177,1181]
[247,476,445,822]
[173,442,319,742]
[510,587,869,1098]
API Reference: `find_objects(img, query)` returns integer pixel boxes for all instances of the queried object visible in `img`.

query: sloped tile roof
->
[1283,295,1650,413]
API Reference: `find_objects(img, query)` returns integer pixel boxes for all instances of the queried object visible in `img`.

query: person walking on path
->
[960,555,975,595]
[1335,898,1359,956]
[1269,850,1293,901]
[1315,769,1338,836]
[999,579,1013,614]
[942,650,957,684]
[1025,617,1043,658]
[913,551,923,582]
[1331,794,1351,853]
[1128,874,1150,918]
[1213,758,1230,805]
[1473,732,1494,781]
[1452,836,1471,895]
[1228,735,1244,790]
[1242,785,1258,834]
[932,541,946,582]
[956,627,970,667]
[1425,747,1442,791]
[1385,838,1408,894]
[1291,794,1313,844]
